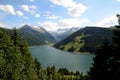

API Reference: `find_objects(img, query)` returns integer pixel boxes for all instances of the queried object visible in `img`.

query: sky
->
[0,0,120,31]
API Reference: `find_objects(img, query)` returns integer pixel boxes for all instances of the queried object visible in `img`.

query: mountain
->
[54,27,113,53]
[18,24,56,46]
[49,27,80,41]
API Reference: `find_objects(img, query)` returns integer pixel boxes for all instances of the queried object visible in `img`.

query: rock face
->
[49,27,80,42]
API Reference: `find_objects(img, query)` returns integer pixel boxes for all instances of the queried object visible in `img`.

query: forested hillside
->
[0,29,38,80]
[54,27,113,53]
[0,28,87,80]
[0,24,56,46]
[87,14,120,80]
[18,24,56,46]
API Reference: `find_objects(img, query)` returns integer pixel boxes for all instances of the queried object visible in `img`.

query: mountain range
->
[49,27,80,41]
[54,27,113,53]
[0,25,114,53]
[0,24,56,46]
[18,24,56,45]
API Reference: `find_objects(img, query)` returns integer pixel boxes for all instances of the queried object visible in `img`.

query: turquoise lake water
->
[29,46,94,74]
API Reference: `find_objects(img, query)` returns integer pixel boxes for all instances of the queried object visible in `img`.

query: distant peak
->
[22,24,31,28]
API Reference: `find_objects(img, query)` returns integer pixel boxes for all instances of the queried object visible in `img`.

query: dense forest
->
[0,28,86,80]
[0,25,56,46]
[0,14,120,80]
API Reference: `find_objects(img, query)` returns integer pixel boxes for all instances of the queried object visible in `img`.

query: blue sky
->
[0,0,120,31]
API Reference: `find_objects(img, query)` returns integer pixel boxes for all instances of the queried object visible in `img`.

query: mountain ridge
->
[49,27,80,41]
[54,26,113,53]
[0,24,56,46]
[18,24,56,46]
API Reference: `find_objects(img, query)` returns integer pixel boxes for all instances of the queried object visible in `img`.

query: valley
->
[0,25,113,53]
[0,0,119,80]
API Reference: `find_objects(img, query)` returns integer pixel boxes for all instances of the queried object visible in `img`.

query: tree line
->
[0,28,86,80]
[0,14,120,80]
[87,14,120,80]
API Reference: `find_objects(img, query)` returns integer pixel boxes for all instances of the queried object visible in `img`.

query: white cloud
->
[38,21,59,31]
[16,11,24,17]
[21,5,37,14]
[59,19,89,28]
[30,5,37,9]
[68,3,86,17]
[0,4,16,15]
[45,11,51,14]
[30,0,35,2]
[38,18,89,31]
[116,0,120,2]
[44,11,51,17]
[47,15,62,20]
[95,15,118,27]
[50,0,87,17]
[35,13,40,18]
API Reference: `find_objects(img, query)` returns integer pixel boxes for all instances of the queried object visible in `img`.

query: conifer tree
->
[109,14,120,80]
[0,31,20,80]
[34,58,43,79]
[0,29,39,80]
[88,42,112,80]
[19,40,38,80]
[88,14,120,80]
[11,28,19,46]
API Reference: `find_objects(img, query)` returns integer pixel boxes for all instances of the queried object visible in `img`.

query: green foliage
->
[54,27,112,53]
[58,68,69,75]
[0,25,56,46]
[0,29,38,80]
[18,25,56,46]
[88,15,120,80]
[11,28,19,46]
[58,35,85,52]
[88,42,112,80]
[0,27,87,80]
[1,29,86,80]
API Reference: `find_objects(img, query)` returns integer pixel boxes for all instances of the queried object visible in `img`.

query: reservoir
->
[30,46,94,74]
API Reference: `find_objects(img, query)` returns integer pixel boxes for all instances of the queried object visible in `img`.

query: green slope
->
[54,27,113,53]
[18,24,56,46]
[0,25,56,46]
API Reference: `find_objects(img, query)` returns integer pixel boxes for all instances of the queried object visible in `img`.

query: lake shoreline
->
[29,45,94,74]
[29,45,92,54]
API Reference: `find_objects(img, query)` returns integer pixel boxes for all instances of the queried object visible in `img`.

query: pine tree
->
[19,40,38,80]
[0,29,39,80]
[108,14,120,80]
[0,31,20,80]
[11,28,19,46]
[88,14,120,80]
[88,42,112,80]
[34,58,43,79]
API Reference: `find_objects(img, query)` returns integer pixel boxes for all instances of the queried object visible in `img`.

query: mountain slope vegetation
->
[0,24,56,46]
[0,29,38,80]
[54,27,113,53]
[0,28,86,80]
[18,24,56,46]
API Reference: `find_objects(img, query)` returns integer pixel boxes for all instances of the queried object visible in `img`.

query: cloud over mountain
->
[96,15,118,27]
[38,18,89,31]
